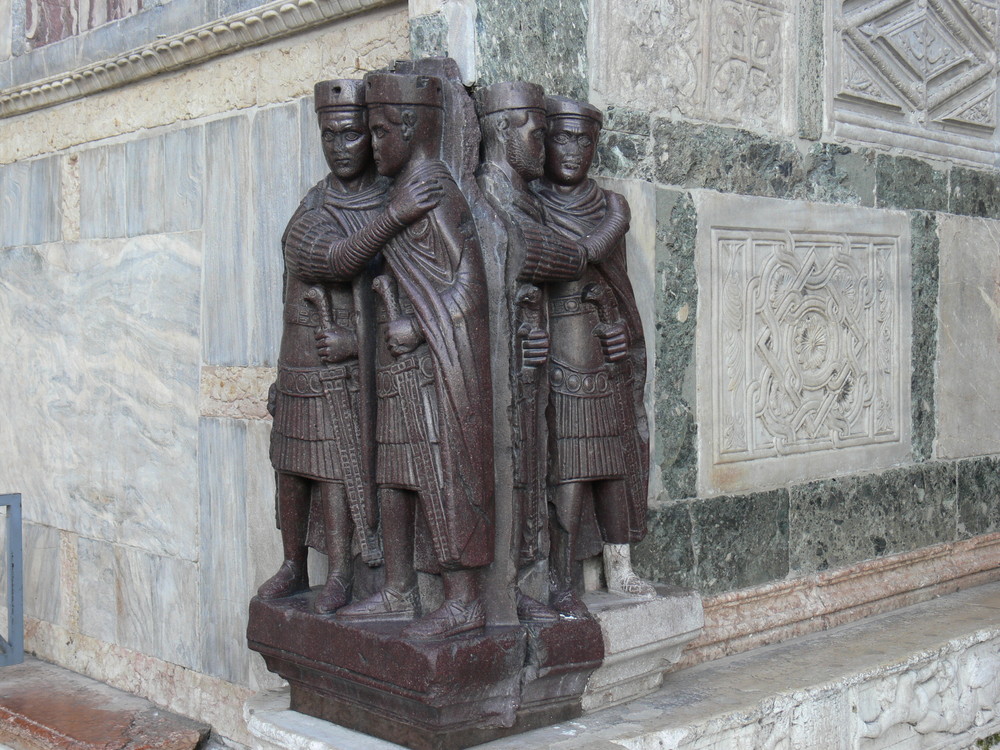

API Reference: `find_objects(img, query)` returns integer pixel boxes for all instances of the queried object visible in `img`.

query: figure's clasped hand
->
[316,327,358,364]
[594,322,629,363]
[517,324,549,368]
[387,316,423,356]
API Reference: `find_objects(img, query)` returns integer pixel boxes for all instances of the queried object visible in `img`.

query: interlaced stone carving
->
[715,232,901,464]
[696,194,911,494]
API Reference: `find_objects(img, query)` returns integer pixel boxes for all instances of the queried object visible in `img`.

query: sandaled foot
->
[257,560,308,600]
[401,598,485,640]
[312,574,352,614]
[550,589,589,619]
[608,572,657,598]
[337,586,419,622]
[516,591,559,623]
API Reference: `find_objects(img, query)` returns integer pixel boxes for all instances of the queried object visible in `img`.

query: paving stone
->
[0,656,209,750]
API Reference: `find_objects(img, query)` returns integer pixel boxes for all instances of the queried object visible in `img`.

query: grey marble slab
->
[80,142,128,239]
[126,125,205,237]
[202,115,252,366]
[0,234,201,560]
[0,156,61,247]
[76,536,117,643]
[199,417,251,684]
[116,543,201,670]
[23,522,61,625]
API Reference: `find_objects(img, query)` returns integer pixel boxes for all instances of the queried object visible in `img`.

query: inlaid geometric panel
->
[696,194,912,495]
[591,0,795,133]
[830,0,1000,165]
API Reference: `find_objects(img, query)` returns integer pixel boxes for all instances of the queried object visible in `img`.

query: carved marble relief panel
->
[589,0,795,133]
[829,0,1000,165]
[696,194,912,495]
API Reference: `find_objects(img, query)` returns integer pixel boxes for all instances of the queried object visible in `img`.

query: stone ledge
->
[685,532,1000,669]
[0,0,401,119]
[245,580,1000,748]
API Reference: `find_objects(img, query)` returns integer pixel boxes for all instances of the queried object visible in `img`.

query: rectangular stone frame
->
[695,192,912,496]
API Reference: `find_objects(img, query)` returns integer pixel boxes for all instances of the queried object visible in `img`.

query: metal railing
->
[0,494,23,666]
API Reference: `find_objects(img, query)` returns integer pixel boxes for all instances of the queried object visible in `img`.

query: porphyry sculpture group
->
[247,58,665,750]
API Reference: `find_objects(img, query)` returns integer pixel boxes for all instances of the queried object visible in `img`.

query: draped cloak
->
[271,173,388,544]
[378,161,495,570]
[533,178,650,542]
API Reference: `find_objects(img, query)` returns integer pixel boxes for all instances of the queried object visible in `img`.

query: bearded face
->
[503,109,547,181]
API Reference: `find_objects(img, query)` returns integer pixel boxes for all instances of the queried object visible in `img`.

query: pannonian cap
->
[364,73,443,108]
[545,95,603,126]
[478,81,545,116]
[314,79,365,111]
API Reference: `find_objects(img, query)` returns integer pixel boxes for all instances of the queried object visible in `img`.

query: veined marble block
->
[589,0,796,134]
[936,215,1000,459]
[0,156,62,247]
[0,233,201,560]
[827,0,1000,165]
[695,193,912,495]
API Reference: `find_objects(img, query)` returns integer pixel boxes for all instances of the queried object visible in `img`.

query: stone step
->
[247,580,1000,749]
[0,657,210,750]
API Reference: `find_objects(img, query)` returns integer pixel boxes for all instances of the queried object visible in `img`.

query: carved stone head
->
[364,73,444,177]
[478,81,547,182]
[314,79,372,182]
[543,96,603,187]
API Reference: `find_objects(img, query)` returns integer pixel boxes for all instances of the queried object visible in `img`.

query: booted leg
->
[402,569,485,639]
[592,479,655,597]
[313,482,354,614]
[258,473,311,599]
[338,488,419,621]
[548,483,589,619]
[603,544,656,597]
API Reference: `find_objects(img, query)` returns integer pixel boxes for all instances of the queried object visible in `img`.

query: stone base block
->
[247,593,603,750]
[581,585,703,712]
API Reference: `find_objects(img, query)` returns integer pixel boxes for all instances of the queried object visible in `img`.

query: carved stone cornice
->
[0,0,401,119]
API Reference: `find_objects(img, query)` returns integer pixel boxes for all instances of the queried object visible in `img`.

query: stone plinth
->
[247,593,603,750]
[582,586,703,712]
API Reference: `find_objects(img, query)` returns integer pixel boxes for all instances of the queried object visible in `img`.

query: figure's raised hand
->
[389,174,444,225]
